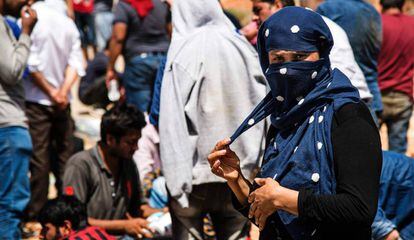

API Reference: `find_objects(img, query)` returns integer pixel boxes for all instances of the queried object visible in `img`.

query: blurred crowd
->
[1,0,414,239]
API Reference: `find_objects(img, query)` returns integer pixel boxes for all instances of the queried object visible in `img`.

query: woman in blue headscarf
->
[208,7,382,240]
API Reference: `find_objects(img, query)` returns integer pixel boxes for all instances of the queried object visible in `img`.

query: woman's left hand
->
[248,178,299,231]
[248,178,281,231]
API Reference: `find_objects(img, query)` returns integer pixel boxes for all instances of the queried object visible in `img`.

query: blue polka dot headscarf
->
[229,7,360,239]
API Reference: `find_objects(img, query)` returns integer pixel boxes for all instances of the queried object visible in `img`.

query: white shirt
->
[323,16,372,100]
[25,1,85,106]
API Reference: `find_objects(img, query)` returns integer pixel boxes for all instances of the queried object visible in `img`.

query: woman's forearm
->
[227,173,252,206]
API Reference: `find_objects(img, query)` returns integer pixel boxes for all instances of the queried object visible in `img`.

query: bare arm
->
[0,7,37,85]
[89,215,153,238]
[88,218,128,234]
[106,23,127,81]
[29,71,57,98]
[66,0,75,19]
[59,66,79,97]
[208,138,252,206]
[227,173,252,206]
[140,204,162,218]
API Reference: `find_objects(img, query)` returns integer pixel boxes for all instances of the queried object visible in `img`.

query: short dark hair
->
[38,195,87,231]
[255,0,296,7]
[381,0,405,10]
[100,103,146,143]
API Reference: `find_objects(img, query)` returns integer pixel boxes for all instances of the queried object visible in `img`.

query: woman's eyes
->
[271,53,309,63]
[293,54,308,61]
[271,56,285,63]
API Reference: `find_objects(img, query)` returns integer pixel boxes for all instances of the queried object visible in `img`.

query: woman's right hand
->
[208,138,242,182]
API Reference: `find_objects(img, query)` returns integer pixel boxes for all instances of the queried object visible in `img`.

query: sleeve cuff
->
[298,188,313,221]
[230,190,250,218]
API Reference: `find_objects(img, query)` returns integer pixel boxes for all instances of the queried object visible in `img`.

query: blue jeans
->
[94,11,113,51]
[0,127,32,239]
[123,53,166,112]
[380,91,413,154]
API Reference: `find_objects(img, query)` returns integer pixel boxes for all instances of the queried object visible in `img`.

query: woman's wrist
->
[273,185,299,216]
[227,172,250,206]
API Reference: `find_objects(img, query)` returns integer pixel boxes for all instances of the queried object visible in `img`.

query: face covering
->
[265,59,327,114]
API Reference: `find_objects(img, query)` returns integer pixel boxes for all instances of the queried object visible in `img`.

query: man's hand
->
[105,69,118,88]
[124,213,154,238]
[384,230,400,240]
[49,88,68,110]
[208,138,242,182]
[21,6,37,35]
[248,178,280,231]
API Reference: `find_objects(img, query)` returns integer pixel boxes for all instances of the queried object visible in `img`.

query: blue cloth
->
[317,0,383,113]
[123,53,166,112]
[149,57,167,127]
[372,151,414,240]
[230,7,360,239]
[0,127,32,239]
[5,18,21,39]
[149,177,168,209]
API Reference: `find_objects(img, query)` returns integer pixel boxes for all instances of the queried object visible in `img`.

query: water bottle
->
[108,79,120,102]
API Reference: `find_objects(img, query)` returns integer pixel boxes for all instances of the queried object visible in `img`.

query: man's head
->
[0,0,28,17]
[252,0,295,26]
[381,0,405,11]
[299,0,325,10]
[38,196,87,240]
[100,103,146,160]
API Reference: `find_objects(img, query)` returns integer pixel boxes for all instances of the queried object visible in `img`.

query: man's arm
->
[66,0,75,19]
[88,216,153,238]
[106,22,127,81]
[29,71,58,99]
[140,204,163,218]
[0,7,37,85]
[61,65,79,95]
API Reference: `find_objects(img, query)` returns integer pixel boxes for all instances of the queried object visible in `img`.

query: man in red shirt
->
[38,196,115,240]
[378,0,414,154]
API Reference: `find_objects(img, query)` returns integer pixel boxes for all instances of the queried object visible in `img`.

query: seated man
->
[372,151,414,240]
[78,42,119,108]
[38,195,115,240]
[63,104,160,238]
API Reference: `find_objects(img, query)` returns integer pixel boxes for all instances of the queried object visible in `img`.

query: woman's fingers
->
[214,138,231,151]
[249,200,258,219]
[258,213,269,231]
[207,149,227,165]
[211,160,224,177]
[254,210,263,226]
[248,191,256,204]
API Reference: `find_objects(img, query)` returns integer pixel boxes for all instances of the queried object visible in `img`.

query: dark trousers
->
[75,12,96,47]
[24,102,74,220]
[169,183,249,240]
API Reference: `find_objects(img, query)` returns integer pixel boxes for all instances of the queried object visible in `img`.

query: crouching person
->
[38,195,115,240]
[62,104,161,238]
